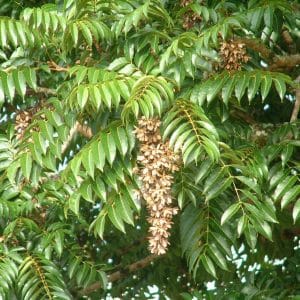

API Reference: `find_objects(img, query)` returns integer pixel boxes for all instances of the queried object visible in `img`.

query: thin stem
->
[61,122,93,154]
[220,159,245,215]
[78,255,159,296]
[290,76,300,123]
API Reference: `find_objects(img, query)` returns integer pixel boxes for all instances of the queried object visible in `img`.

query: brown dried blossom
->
[134,117,180,255]
[180,0,202,29]
[180,0,193,7]
[15,111,32,140]
[182,11,202,30]
[15,103,45,140]
[220,40,250,71]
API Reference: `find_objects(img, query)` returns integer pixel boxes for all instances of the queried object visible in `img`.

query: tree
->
[0,0,299,298]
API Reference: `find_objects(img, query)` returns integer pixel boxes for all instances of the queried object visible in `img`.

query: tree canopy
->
[0,0,299,299]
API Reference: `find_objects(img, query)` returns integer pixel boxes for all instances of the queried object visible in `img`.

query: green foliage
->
[122,75,173,120]
[17,253,72,300]
[0,0,299,299]
[62,18,111,52]
[191,70,294,105]
[181,203,233,278]
[0,67,36,102]
[67,252,107,289]
[21,5,67,33]
[162,99,219,163]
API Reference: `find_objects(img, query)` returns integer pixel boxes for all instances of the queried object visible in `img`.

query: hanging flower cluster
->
[220,40,250,71]
[134,117,180,255]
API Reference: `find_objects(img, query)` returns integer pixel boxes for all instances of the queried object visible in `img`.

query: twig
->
[61,122,93,153]
[78,255,159,296]
[281,30,296,54]
[290,76,300,123]
[26,87,57,96]
[47,60,69,72]
[77,122,93,139]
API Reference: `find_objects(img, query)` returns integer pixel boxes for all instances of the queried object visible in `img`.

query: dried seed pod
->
[182,11,202,29]
[220,40,250,71]
[134,117,180,255]
[180,0,193,7]
[15,103,44,140]
[15,110,33,140]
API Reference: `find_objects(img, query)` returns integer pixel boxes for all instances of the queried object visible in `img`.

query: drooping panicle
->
[134,117,180,255]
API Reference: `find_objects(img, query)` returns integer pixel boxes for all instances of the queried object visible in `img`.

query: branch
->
[236,38,274,61]
[77,122,93,139]
[26,87,57,96]
[290,76,300,123]
[281,30,296,54]
[61,122,93,153]
[78,255,159,296]
[237,38,300,71]
[268,54,300,71]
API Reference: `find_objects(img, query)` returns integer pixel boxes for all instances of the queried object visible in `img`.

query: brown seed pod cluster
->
[15,104,45,140]
[15,109,36,140]
[134,117,180,255]
[182,11,202,30]
[220,40,250,71]
[180,0,202,30]
[251,123,274,147]
[180,0,193,6]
